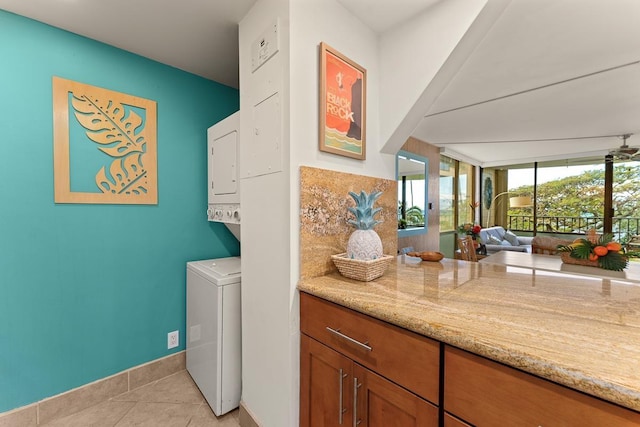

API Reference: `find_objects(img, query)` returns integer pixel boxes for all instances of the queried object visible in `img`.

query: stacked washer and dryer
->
[186,111,241,416]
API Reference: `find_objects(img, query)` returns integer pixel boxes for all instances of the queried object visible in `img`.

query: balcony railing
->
[507,215,640,243]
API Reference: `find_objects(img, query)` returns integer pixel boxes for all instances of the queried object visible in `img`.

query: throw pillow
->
[504,230,520,246]
[487,229,503,242]
[487,234,502,245]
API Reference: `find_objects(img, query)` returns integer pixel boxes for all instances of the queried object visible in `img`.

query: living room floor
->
[40,371,239,427]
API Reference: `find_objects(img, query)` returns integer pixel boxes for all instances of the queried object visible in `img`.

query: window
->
[439,157,455,232]
[458,162,474,226]
[486,157,640,244]
[397,151,428,237]
[440,156,476,232]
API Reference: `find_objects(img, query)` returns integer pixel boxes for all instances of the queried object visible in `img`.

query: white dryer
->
[186,257,241,416]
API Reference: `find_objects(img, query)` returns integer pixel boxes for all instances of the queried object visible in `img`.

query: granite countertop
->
[297,257,640,412]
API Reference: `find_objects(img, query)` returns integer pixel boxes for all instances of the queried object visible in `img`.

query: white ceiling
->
[414,0,640,166]
[1,0,638,166]
[0,0,257,88]
[336,0,441,33]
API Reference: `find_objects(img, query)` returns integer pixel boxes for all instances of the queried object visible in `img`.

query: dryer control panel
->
[207,204,241,224]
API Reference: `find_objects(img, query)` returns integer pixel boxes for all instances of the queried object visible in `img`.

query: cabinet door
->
[300,334,352,427]
[443,413,472,427]
[300,293,440,404]
[353,364,438,427]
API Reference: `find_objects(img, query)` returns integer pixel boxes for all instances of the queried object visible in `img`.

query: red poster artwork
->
[320,43,366,159]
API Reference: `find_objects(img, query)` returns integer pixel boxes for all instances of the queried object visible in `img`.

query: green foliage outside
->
[398,202,425,229]
[507,164,640,243]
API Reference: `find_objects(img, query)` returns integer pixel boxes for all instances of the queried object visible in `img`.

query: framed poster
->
[319,42,366,160]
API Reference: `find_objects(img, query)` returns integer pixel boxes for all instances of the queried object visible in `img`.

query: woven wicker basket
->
[560,252,600,268]
[331,253,394,282]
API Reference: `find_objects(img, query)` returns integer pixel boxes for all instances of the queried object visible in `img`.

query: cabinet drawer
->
[444,345,640,426]
[300,292,440,404]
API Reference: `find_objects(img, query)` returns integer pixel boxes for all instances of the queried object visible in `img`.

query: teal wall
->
[0,11,240,412]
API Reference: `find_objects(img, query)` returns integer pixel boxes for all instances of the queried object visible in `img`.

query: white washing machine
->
[186,257,241,416]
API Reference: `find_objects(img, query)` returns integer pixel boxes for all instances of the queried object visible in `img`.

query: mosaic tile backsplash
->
[300,166,397,280]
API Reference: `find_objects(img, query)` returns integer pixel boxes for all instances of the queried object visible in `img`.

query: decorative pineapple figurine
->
[346,190,383,260]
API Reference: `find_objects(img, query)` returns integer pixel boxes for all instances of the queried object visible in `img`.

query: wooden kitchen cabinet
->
[300,334,352,426]
[353,363,438,427]
[300,293,439,426]
[301,292,640,426]
[444,345,640,426]
[442,413,471,427]
[300,335,438,427]
[300,293,440,404]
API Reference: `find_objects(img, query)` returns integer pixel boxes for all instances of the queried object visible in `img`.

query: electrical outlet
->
[167,330,179,349]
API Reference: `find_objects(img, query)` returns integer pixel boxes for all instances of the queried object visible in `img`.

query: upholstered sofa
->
[478,226,533,254]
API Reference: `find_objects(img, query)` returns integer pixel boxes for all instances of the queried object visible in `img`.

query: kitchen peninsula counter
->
[297,257,640,412]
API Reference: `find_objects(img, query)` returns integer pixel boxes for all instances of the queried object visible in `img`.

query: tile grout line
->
[1,351,186,426]
[111,400,138,427]
[41,371,200,426]
[185,402,202,427]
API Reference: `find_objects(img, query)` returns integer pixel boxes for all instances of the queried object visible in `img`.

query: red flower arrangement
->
[457,223,482,238]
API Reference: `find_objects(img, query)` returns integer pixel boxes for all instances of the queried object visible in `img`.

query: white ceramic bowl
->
[403,254,422,264]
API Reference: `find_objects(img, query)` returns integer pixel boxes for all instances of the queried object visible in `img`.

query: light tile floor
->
[41,371,240,427]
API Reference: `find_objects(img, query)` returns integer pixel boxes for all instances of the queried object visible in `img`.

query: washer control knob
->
[233,210,241,221]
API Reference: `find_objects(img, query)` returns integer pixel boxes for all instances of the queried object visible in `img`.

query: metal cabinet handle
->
[326,327,372,352]
[338,368,347,424]
[353,377,362,426]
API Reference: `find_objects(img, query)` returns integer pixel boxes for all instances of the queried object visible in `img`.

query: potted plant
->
[457,223,482,240]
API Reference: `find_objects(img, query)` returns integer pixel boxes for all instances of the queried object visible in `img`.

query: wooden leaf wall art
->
[53,77,158,204]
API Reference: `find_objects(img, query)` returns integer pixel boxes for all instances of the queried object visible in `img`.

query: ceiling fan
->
[608,134,639,160]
